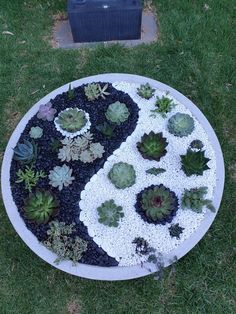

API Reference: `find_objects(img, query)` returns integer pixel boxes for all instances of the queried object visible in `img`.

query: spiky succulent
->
[56,108,87,133]
[181,186,215,213]
[151,96,176,117]
[67,84,76,100]
[139,184,179,223]
[168,113,194,137]
[49,164,75,190]
[137,131,168,161]
[189,139,204,150]
[108,162,136,189]
[181,149,210,176]
[132,237,154,256]
[16,166,46,192]
[13,140,37,164]
[96,122,115,138]
[105,101,130,125]
[24,190,59,224]
[137,83,155,99]
[44,220,88,264]
[97,199,124,227]
[84,83,110,101]
[169,223,184,239]
[29,126,43,139]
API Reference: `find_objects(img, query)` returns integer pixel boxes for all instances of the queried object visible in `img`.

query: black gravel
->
[135,184,179,225]
[10,82,139,267]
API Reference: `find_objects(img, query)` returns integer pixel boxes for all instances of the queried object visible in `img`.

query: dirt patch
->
[66,299,81,314]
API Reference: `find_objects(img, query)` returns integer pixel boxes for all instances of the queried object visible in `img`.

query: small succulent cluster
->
[29,126,43,139]
[105,101,130,125]
[55,108,87,133]
[108,162,136,189]
[37,102,57,121]
[67,84,76,100]
[49,164,75,190]
[137,131,168,161]
[181,186,215,213]
[139,184,179,224]
[97,199,124,227]
[13,140,37,164]
[146,167,166,176]
[181,149,210,176]
[132,237,154,256]
[151,95,176,117]
[96,121,115,138]
[24,190,59,224]
[44,220,88,264]
[84,83,110,101]
[58,132,104,163]
[168,113,194,137]
[168,223,184,239]
[16,166,46,192]
[137,83,155,99]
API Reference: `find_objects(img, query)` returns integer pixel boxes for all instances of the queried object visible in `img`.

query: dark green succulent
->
[108,162,136,189]
[140,184,178,223]
[146,167,166,175]
[96,121,115,138]
[169,223,184,239]
[24,190,59,224]
[137,83,155,99]
[137,131,168,161]
[132,237,154,256]
[105,101,130,125]
[97,199,124,227]
[13,139,37,164]
[181,149,210,176]
[189,139,204,150]
[67,84,76,100]
[168,113,194,137]
[56,109,87,133]
[50,138,62,153]
[151,96,176,117]
[181,186,215,213]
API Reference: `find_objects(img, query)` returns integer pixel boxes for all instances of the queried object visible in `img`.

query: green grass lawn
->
[0,0,235,313]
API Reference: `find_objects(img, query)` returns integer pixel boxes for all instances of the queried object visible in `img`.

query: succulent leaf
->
[181,149,210,176]
[49,164,75,190]
[151,96,176,117]
[56,108,87,133]
[105,101,130,125]
[146,167,166,175]
[168,113,194,137]
[108,162,136,189]
[96,122,115,138]
[97,199,124,227]
[137,83,155,99]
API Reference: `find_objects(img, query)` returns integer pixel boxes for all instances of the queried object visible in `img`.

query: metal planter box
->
[67,0,142,43]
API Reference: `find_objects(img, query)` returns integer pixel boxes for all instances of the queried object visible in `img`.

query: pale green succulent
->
[97,199,124,227]
[108,162,136,189]
[105,101,130,125]
[167,113,194,137]
[84,83,110,101]
[48,164,75,190]
[29,126,43,139]
[56,108,87,133]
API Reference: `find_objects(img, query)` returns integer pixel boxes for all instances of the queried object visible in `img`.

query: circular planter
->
[1,74,225,281]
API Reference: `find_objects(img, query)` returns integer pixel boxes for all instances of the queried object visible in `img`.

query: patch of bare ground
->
[63,299,81,314]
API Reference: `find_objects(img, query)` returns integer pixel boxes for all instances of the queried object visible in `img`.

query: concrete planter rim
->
[1,73,225,281]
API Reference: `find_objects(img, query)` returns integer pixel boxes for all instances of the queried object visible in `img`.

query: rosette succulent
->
[49,164,75,190]
[137,131,168,161]
[181,149,210,176]
[167,113,194,137]
[169,223,184,239]
[139,184,179,224]
[84,83,110,101]
[181,186,215,213]
[137,83,155,99]
[105,101,130,125]
[56,108,87,133]
[97,199,124,227]
[37,102,57,121]
[189,139,204,150]
[24,190,59,224]
[151,96,176,117]
[108,162,136,189]
[29,126,43,139]
[13,140,37,164]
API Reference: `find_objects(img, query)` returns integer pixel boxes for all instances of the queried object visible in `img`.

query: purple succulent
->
[37,102,57,121]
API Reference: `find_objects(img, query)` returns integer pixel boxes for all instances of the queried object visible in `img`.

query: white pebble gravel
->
[79,82,217,266]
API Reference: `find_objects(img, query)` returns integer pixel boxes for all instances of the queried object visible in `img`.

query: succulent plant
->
[137,83,155,99]
[151,96,176,117]
[37,102,57,121]
[167,113,194,137]
[44,220,88,264]
[146,167,166,175]
[96,122,115,138]
[56,108,87,133]
[89,143,105,159]
[169,223,184,239]
[189,139,204,150]
[24,190,59,224]
[29,126,43,139]
[139,184,179,223]
[137,131,168,161]
[50,138,62,153]
[181,186,215,213]
[105,101,130,125]
[97,199,124,227]
[132,237,154,256]
[49,164,75,190]
[84,83,110,101]
[181,149,210,176]
[108,162,136,189]
[16,166,46,192]
[13,140,37,164]
[67,84,76,100]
